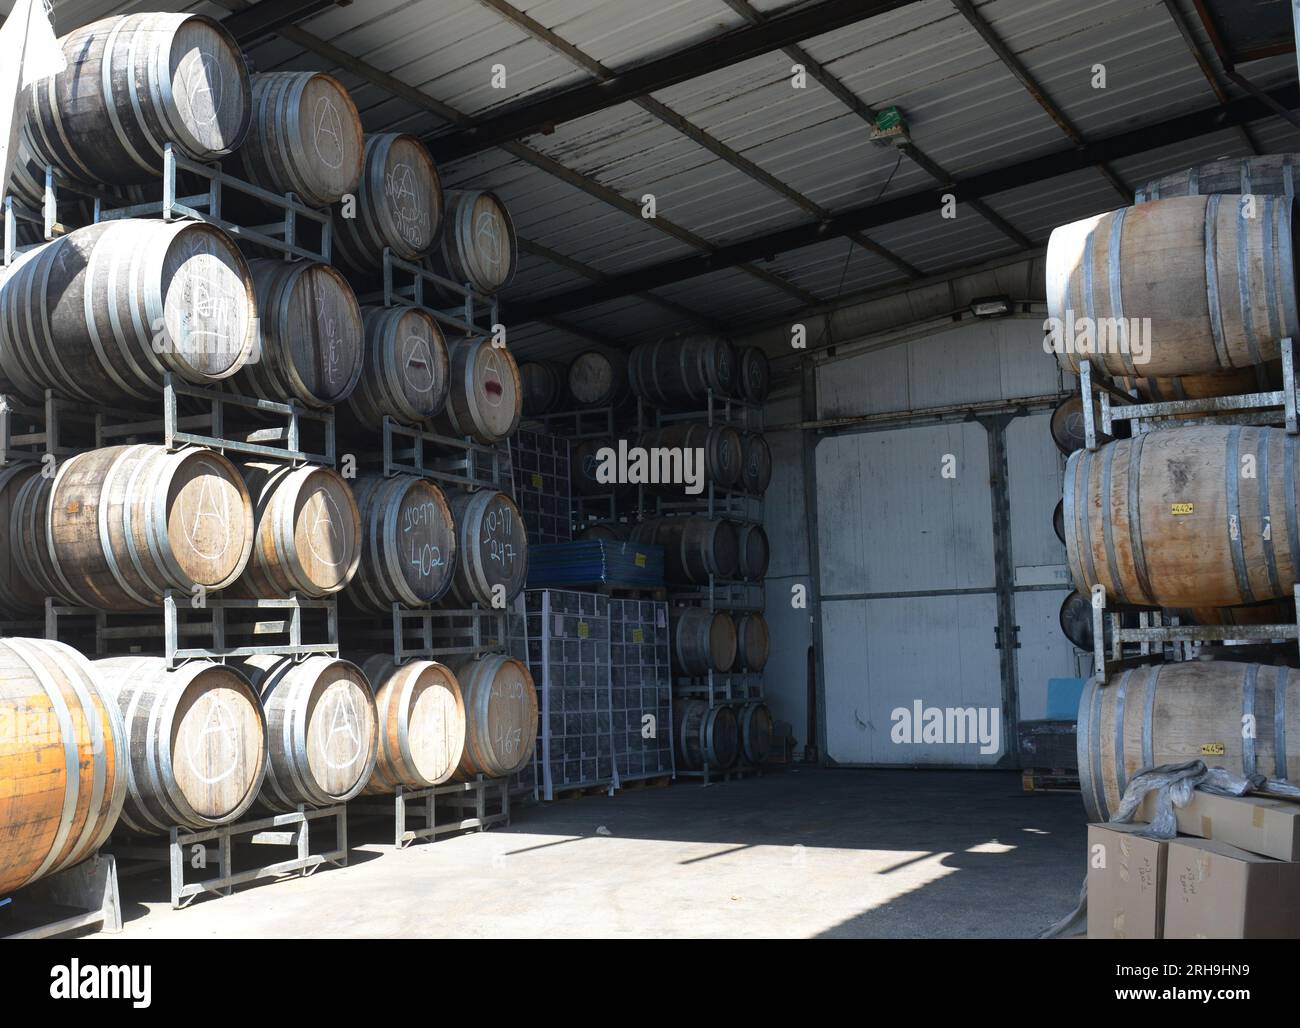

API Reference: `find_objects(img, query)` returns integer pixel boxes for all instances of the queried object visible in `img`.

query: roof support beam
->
[949,0,1131,202]
[424,0,923,161]
[506,82,1300,322]
[220,0,345,45]
[1160,0,1259,152]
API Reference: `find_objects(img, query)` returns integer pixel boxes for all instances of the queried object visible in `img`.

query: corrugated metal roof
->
[30,0,1300,353]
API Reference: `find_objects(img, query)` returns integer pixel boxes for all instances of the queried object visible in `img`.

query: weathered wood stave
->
[676,700,738,771]
[671,608,737,676]
[431,338,522,444]
[444,489,529,609]
[345,306,450,431]
[332,133,443,271]
[357,656,467,793]
[448,654,538,780]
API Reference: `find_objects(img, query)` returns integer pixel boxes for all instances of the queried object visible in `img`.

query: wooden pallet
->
[1021,768,1081,793]
[547,782,616,801]
[616,775,673,792]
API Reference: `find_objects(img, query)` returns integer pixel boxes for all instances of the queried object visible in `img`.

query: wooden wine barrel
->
[357,656,466,792]
[24,13,250,186]
[1053,498,1066,546]
[737,701,773,764]
[444,489,529,608]
[235,259,364,408]
[346,306,450,431]
[519,360,569,416]
[576,522,627,542]
[571,438,627,497]
[230,72,363,207]
[1049,395,1111,455]
[428,190,518,296]
[431,339,522,444]
[676,700,739,771]
[239,655,379,812]
[7,123,58,213]
[0,639,126,895]
[1136,155,1300,203]
[13,445,254,611]
[630,517,739,584]
[1113,364,1270,403]
[332,133,443,270]
[671,608,738,676]
[734,612,770,672]
[629,335,738,409]
[638,425,743,492]
[1063,426,1300,608]
[0,465,45,618]
[227,462,361,599]
[1046,195,1299,377]
[738,347,770,403]
[735,522,770,581]
[1059,590,1107,652]
[742,432,772,495]
[449,655,538,780]
[1078,660,1300,821]
[0,219,256,404]
[344,474,457,612]
[568,348,631,408]
[95,656,264,834]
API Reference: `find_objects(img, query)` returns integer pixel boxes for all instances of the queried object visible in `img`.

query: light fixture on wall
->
[969,295,1012,319]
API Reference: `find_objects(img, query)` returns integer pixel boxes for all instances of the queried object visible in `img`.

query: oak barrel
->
[734,612,770,672]
[427,190,517,296]
[742,432,772,495]
[1049,395,1111,455]
[576,522,627,542]
[25,13,250,185]
[14,445,254,610]
[228,462,361,599]
[357,656,466,792]
[519,360,569,416]
[738,347,770,403]
[568,348,631,409]
[431,338,522,444]
[1136,155,1300,203]
[676,700,738,771]
[735,521,770,581]
[231,72,363,207]
[332,133,442,270]
[737,701,773,764]
[0,465,45,618]
[631,516,739,584]
[1113,364,1271,404]
[236,259,364,408]
[1063,426,1300,607]
[344,474,457,612]
[238,655,379,812]
[1053,498,1066,545]
[346,306,450,430]
[95,657,264,834]
[1046,195,1299,377]
[0,219,256,404]
[571,438,630,497]
[0,639,126,894]
[671,608,737,676]
[1078,660,1300,821]
[448,655,538,780]
[630,335,738,409]
[638,424,743,493]
[444,489,529,608]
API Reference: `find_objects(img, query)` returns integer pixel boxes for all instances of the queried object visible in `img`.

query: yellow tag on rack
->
[531,473,543,488]
[632,628,645,644]
[1201,742,1226,756]
[578,621,589,639]
[634,552,647,567]
[1171,502,1194,515]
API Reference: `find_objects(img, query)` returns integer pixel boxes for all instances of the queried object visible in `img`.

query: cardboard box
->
[1164,837,1300,938]
[1139,790,1300,862]
[1087,824,1169,939]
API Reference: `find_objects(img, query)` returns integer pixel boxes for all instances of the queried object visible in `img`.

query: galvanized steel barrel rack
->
[107,804,348,909]
[350,777,510,848]
[1085,583,1300,684]
[373,246,499,340]
[0,392,97,468]
[44,591,340,670]
[510,428,573,545]
[0,854,122,939]
[1073,337,1300,451]
[369,414,510,489]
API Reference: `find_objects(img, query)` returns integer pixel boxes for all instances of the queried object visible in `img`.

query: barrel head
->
[302,661,378,802]
[164,450,254,590]
[295,73,364,202]
[405,663,466,786]
[161,224,255,381]
[394,308,449,417]
[458,340,522,443]
[166,17,251,158]
[380,134,441,255]
[461,192,516,294]
[283,263,364,405]
[170,666,265,822]
[453,490,528,607]
[295,468,362,595]
[393,478,457,605]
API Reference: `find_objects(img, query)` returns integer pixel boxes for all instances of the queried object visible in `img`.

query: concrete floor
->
[91,768,1086,939]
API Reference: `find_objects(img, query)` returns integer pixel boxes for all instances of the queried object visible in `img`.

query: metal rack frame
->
[45,592,339,669]
[511,428,572,544]
[374,249,499,341]
[1077,337,1300,451]
[109,805,347,910]
[364,415,510,490]
[350,776,510,848]
[0,392,96,467]
[0,854,122,939]
[1088,584,1300,683]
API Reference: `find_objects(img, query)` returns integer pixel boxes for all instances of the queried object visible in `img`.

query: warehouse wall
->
[758,313,1078,766]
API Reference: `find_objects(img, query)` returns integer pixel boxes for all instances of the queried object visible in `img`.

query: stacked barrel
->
[1045,154,1300,813]
[0,10,537,903]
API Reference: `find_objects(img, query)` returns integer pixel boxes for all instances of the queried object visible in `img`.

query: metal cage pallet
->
[609,597,675,783]
[511,428,572,544]
[348,776,511,848]
[44,592,339,669]
[1076,336,1300,451]
[1087,584,1300,684]
[108,804,347,910]
[0,854,122,939]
